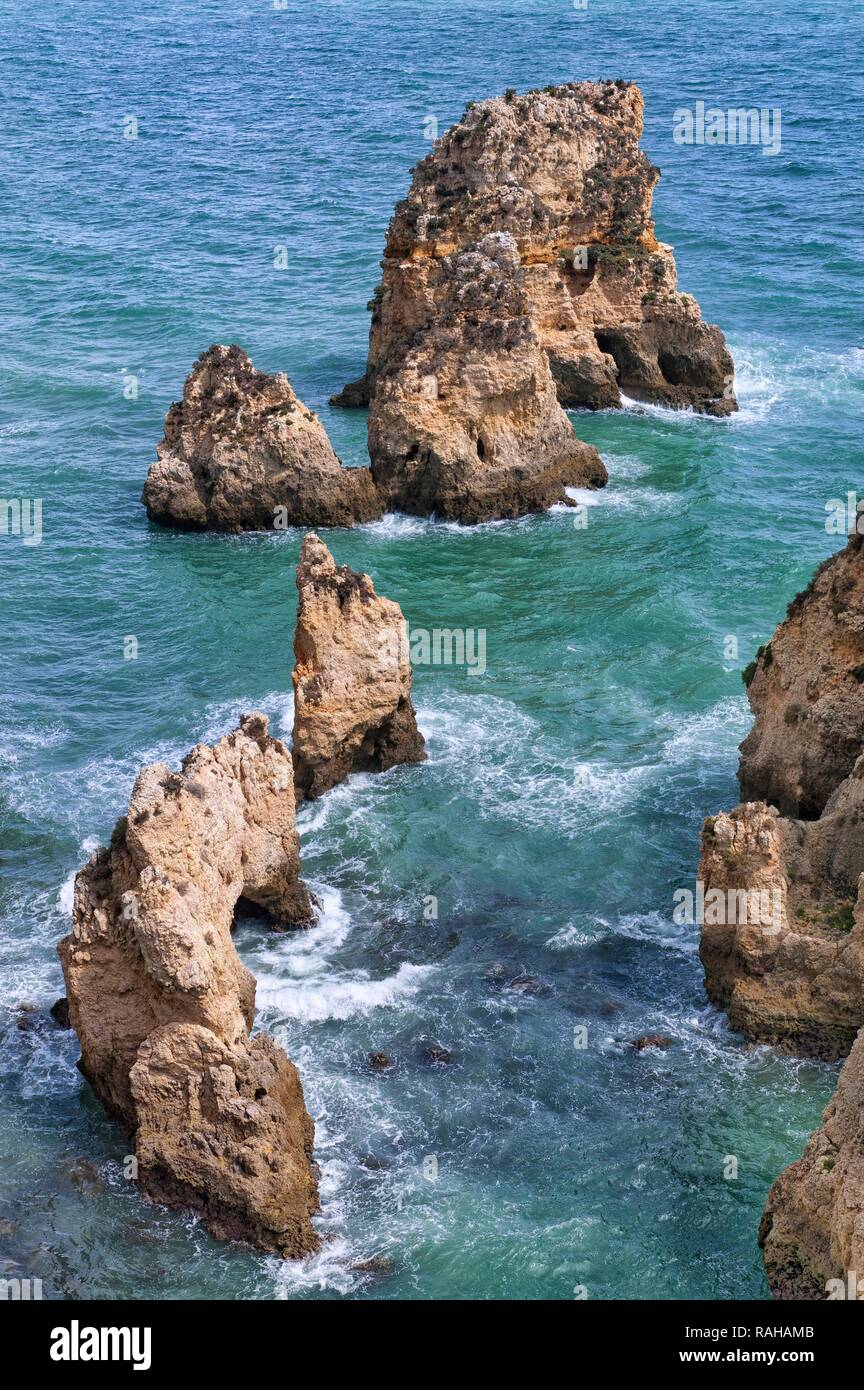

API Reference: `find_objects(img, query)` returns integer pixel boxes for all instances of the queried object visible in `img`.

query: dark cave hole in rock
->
[233,896,274,928]
[564,257,597,297]
[594,329,642,383]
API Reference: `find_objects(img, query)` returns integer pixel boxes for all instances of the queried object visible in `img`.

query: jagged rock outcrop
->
[698,788,864,1060]
[59,713,320,1258]
[142,344,383,531]
[695,529,864,1296]
[292,533,426,799]
[336,82,736,507]
[131,1024,317,1259]
[759,1025,864,1300]
[740,532,864,819]
[699,533,864,1057]
[367,232,607,521]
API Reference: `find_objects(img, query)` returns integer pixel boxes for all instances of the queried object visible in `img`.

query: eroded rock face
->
[292,533,426,799]
[366,233,607,522]
[695,530,864,1297]
[739,533,864,819]
[59,713,320,1258]
[337,81,735,440]
[142,344,383,532]
[698,789,864,1061]
[699,533,864,1060]
[131,1024,318,1260]
[759,1026,864,1300]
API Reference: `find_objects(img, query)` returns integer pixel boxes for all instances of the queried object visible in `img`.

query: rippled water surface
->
[1,0,863,1299]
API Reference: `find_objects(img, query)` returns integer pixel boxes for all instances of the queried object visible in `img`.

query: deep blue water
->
[1,0,863,1299]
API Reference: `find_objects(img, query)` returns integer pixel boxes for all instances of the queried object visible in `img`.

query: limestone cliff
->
[759,1027,864,1300]
[698,790,864,1061]
[59,713,320,1258]
[699,533,864,1056]
[292,532,426,799]
[740,533,864,818]
[337,81,736,512]
[142,345,382,532]
[695,529,864,1297]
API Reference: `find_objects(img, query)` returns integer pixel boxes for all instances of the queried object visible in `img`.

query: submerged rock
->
[629,1034,672,1051]
[422,1045,453,1066]
[292,532,426,799]
[368,1052,394,1072]
[50,997,71,1028]
[15,1003,38,1032]
[142,344,383,532]
[58,713,319,1258]
[350,1252,397,1278]
[337,81,735,519]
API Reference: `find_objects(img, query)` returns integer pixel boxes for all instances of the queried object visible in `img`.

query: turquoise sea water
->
[1,0,863,1300]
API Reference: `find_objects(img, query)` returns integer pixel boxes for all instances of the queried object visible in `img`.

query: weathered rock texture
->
[336,81,735,518]
[699,533,864,1058]
[698,790,864,1061]
[695,530,864,1297]
[740,533,864,819]
[292,533,426,799]
[59,714,320,1258]
[142,344,382,531]
[759,1025,864,1300]
[367,232,607,521]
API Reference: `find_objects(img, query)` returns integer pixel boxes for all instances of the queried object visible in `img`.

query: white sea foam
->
[418,695,654,836]
[620,393,701,421]
[545,923,595,951]
[360,511,432,538]
[563,485,604,508]
[58,870,77,917]
[608,908,699,957]
[658,696,751,764]
[729,337,864,426]
[248,884,353,981]
[259,960,433,1023]
[0,693,296,832]
[565,480,678,514]
[362,506,557,539]
[271,1235,358,1298]
[0,720,69,765]
[248,881,433,1025]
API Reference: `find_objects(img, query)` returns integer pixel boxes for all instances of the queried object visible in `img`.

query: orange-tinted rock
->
[337,81,735,518]
[292,533,425,799]
[59,713,319,1258]
[142,344,382,532]
[366,233,607,522]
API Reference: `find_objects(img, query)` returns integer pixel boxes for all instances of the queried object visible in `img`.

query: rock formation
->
[698,791,864,1061]
[336,81,735,518]
[759,1025,864,1300]
[698,533,864,1058]
[292,532,426,799]
[739,533,864,819]
[366,232,607,522]
[59,714,320,1258]
[696,529,864,1296]
[142,344,382,532]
